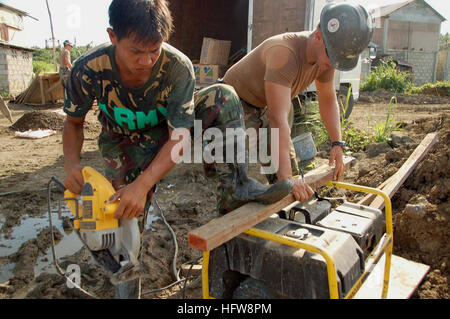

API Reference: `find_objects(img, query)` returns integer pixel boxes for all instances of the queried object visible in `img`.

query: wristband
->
[331,141,346,149]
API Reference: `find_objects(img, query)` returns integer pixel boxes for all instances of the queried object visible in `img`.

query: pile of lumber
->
[14,70,64,105]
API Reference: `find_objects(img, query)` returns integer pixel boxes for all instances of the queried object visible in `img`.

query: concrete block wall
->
[436,50,449,81]
[445,52,450,81]
[388,50,438,86]
[0,47,33,96]
[0,50,7,93]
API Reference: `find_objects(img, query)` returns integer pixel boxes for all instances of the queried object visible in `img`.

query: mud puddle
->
[0,205,84,282]
[0,201,162,288]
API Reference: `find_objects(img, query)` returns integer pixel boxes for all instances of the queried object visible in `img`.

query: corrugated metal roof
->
[0,3,27,16]
[0,42,35,52]
[0,3,38,21]
[357,0,446,21]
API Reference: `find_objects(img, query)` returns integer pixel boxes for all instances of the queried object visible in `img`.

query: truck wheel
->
[337,86,354,120]
[232,277,276,299]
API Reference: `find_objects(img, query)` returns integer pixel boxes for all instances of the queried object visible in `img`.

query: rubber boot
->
[220,119,294,206]
[228,162,294,204]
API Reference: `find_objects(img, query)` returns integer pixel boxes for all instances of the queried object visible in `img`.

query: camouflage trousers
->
[214,98,300,214]
[98,83,245,222]
[240,99,300,183]
[60,69,70,89]
[60,69,70,103]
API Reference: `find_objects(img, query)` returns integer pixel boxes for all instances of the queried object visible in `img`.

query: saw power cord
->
[140,192,201,297]
[153,193,181,282]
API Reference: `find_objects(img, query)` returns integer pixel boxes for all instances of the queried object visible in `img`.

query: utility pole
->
[45,0,57,72]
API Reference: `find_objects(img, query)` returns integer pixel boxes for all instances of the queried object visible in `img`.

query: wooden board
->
[14,71,63,105]
[354,254,430,299]
[0,97,12,123]
[188,156,355,251]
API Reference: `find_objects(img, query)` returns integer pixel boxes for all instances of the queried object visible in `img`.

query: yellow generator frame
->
[201,182,393,299]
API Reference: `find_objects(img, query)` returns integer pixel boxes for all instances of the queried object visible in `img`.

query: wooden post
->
[46,0,58,72]
[39,76,46,105]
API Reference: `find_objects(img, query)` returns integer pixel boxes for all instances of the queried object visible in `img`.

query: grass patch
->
[33,60,55,73]
[361,59,413,93]
[408,81,450,96]
[293,89,402,153]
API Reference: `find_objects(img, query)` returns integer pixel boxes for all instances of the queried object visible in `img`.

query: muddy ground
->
[0,91,448,299]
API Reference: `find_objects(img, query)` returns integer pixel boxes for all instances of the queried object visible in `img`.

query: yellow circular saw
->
[64,167,141,270]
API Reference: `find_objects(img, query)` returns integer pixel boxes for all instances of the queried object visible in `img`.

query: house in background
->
[0,3,36,97]
[367,0,446,86]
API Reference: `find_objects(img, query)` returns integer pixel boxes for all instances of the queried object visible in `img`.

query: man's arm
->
[63,115,86,193]
[112,128,191,219]
[265,81,314,202]
[315,78,345,180]
[64,51,72,69]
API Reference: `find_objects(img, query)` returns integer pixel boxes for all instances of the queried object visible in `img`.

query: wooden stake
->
[45,0,58,72]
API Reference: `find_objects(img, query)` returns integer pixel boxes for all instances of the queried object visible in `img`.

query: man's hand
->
[290,178,315,202]
[329,145,345,180]
[112,176,151,220]
[64,163,84,194]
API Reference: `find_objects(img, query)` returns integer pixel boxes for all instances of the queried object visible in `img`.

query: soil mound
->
[392,114,449,298]
[9,110,102,135]
[346,113,449,298]
[10,111,65,132]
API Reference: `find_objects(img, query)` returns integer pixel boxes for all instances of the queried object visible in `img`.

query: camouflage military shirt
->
[63,42,195,196]
[63,42,195,135]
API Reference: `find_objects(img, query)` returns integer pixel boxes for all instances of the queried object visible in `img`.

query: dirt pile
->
[9,110,101,134]
[344,113,449,298]
[392,115,449,298]
[10,111,66,132]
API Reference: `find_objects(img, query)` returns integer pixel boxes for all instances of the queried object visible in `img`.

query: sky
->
[3,0,450,48]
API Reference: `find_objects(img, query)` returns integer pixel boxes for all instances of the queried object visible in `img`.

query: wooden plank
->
[0,96,12,122]
[357,174,395,206]
[354,254,429,299]
[45,80,62,95]
[180,264,203,277]
[22,70,41,104]
[39,76,46,105]
[188,156,355,252]
[369,133,438,210]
